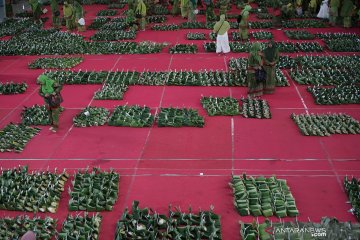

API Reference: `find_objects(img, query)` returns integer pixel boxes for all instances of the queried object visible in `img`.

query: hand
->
[45,94,49,97]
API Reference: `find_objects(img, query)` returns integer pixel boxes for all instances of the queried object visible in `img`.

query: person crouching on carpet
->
[247,42,264,97]
[38,75,63,133]
[263,40,279,94]
[213,14,231,55]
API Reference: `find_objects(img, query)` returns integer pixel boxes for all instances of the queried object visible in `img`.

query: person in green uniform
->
[263,41,279,94]
[50,0,61,29]
[5,0,13,17]
[73,0,85,31]
[128,0,135,11]
[188,0,196,22]
[329,0,340,26]
[37,75,63,133]
[308,0,317,14]
[239,4,251,41]
[136,0,147,30]
[126,9,137,30]
[181,0,189,18]
[29,0,42,24]
[219,0,229,16]
[213,14,231,54]
[172,0,181,16]
[247,42,264,97]
[63,1,74,31]
[204,0,216,23]
[340,0,355,28]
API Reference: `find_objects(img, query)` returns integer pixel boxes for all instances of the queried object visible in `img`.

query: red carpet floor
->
[0,3,360,240]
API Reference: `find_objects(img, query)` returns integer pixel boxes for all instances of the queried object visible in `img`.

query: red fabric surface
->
[233,109,328,159]
[0,3,360,240]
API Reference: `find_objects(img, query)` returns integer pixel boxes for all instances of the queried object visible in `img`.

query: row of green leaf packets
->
[73,106,204,128]
[230,174,299,217]
[0,81,28,94]
[90,30,137,41]
[201,96,241,116]
[241,98,272,119]
[290,67,358,86]
[69,168,119,211]
[43,69,289,87]
[169,44,198,54]
[204,41,323,53]
[291,113,360,136]
[0,123,40,153]
[344,176,360,221]
[0,216,56,240]
[0,29,166,55]
[28,57,83,69]
[230,55,360,71]
[0,18,39,37]
[307,84,360,105]
[0,166,68,212]
[0,166,121,213]
[115,201,222,240]
[240,217,360,240]
[0,213,102,240]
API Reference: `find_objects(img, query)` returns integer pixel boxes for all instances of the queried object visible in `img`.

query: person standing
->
[29,0,42,24]
[50,0,61,29]
[171,0,181,16]
[308,0,317,14]
[329,0,340,26]
[37,75,63,133]
[63,1,74,31]
[73,0,85,31]
[247,42,264,97]
[263,41,279,94]
[181,0,189,18]
[317,0,330,19]
[188,0,197,22]
[213,14,230,55]
[204,0,216,23]
[219,0,229,16]
[126,9,137,30]
[128,0,136,11]
[340,0,355,28]
[239,4,252,41]
[136,0,147,31]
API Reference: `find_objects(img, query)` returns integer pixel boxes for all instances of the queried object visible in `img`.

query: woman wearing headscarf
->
[37,75,63,133]
[128,0,135,11]
[29,0,42,24]
[308,0,317,14]
[181,0,189,18]
[213,14,230,55]
[340,0,355,28]
[126,9,137,30]
[63,1,74,31]
[172,0,181,16]
[136,0,147,30]
[50,0,60,29]
[263,41,279,94]
[73,1,85,31]
[317,0,329,19]
[247,42,264,97]
[219,0,229,16]
[205,0,216,23]
[188,0,197,22]
[329,0,340,26]
[239,4,251,41]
